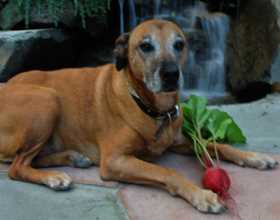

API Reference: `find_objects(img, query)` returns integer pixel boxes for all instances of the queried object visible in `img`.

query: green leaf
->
[181,96,246,144]
[226,120,247,144]
[180,95,247,167]
[182,118,195,137]
[181,95,209,128]
[206,109,231,140]
[206,109,246,144]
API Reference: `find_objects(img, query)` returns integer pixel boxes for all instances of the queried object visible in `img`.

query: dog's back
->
[9,65,111,87]
[7,64,118,163]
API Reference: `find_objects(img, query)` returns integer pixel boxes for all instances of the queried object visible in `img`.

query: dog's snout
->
[160,62,180,81]
[160,62,180,92]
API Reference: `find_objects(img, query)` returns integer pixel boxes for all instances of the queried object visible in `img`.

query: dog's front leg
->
[100,153,225,213]
[207,143,278,170]
[172,131,278,170]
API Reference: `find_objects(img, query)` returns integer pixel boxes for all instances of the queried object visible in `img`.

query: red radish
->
[202,167,231,199]
[201,155,231,200]
[201,154,240,219]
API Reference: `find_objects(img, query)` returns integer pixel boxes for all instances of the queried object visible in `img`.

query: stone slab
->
[0,174,128,220]
[119,153,280,220]
[211,94,280,154]
[0,164,119,188]
[1,152,279,220]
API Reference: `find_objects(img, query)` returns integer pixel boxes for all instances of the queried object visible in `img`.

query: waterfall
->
[183,2,230,98]
[118,0,137,32]
[199,14,229,94]
[128,0,137,30]
[118,0,125,33]
[154,0,161,16]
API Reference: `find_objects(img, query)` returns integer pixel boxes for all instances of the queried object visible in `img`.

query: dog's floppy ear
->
[114,33,130,71]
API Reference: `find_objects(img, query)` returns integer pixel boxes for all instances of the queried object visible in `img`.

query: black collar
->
[131,94,179,121]
[131,94,180,140]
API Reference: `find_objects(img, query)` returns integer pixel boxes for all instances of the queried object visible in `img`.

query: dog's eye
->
[139,42,154,53]
[174,40,185,52]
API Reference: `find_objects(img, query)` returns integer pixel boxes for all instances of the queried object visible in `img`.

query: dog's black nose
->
[160,62,180,92]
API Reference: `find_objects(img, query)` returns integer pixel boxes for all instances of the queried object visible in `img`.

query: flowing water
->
[118,0,125,33]
[117,0,230,99]
[128,0,137,30]
[183,3,230,99]
[154,0,161,15]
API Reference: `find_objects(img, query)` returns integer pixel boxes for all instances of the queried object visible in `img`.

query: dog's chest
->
[146,123,176,155]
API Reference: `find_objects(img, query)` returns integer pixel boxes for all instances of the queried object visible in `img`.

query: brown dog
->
[0,20,278,214]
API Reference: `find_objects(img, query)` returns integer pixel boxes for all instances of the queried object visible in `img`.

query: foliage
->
[11,0,111,28]
[0,0,6,10]
[181,95,246,167]
[162,0,170,5]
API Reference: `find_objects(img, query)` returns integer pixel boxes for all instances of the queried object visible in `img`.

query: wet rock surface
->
[0,29,79,82]
[0,174,128,220]
[227,0,280,92]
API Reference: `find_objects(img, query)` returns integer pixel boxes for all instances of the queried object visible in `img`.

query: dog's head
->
[114,19,187,111]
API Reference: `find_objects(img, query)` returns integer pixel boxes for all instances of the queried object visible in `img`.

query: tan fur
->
[0,20,277,213]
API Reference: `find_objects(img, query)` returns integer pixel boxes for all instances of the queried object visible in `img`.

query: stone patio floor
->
[1,94,280,220]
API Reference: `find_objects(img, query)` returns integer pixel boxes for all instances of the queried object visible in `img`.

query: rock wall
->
[1,0,280,95]
[0,0,119,81]
[0,29,78,81]
[227,0,280,92]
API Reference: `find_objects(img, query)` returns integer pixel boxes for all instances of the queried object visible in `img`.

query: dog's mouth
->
[133,78,179,112]
[138,67,182,111]
[152,90,179,112]
[157,90,178,95]
[144,63,182,94]
[144,73,180,93]
[161,80,179,92]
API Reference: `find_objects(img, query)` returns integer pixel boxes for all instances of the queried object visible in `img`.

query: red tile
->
[118,153,280,220]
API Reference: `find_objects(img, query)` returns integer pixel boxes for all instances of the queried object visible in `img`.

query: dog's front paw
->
[189,189,226,214]
[44,171,73,190]
[241,153,278,170]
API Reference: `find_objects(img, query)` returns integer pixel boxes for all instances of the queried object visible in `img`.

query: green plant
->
[15,0,111,28]
[181,96,243,214]
[181,95,246,167]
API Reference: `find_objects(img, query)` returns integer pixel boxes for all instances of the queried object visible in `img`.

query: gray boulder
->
[0,29,77,82]
[227,0,280,92]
